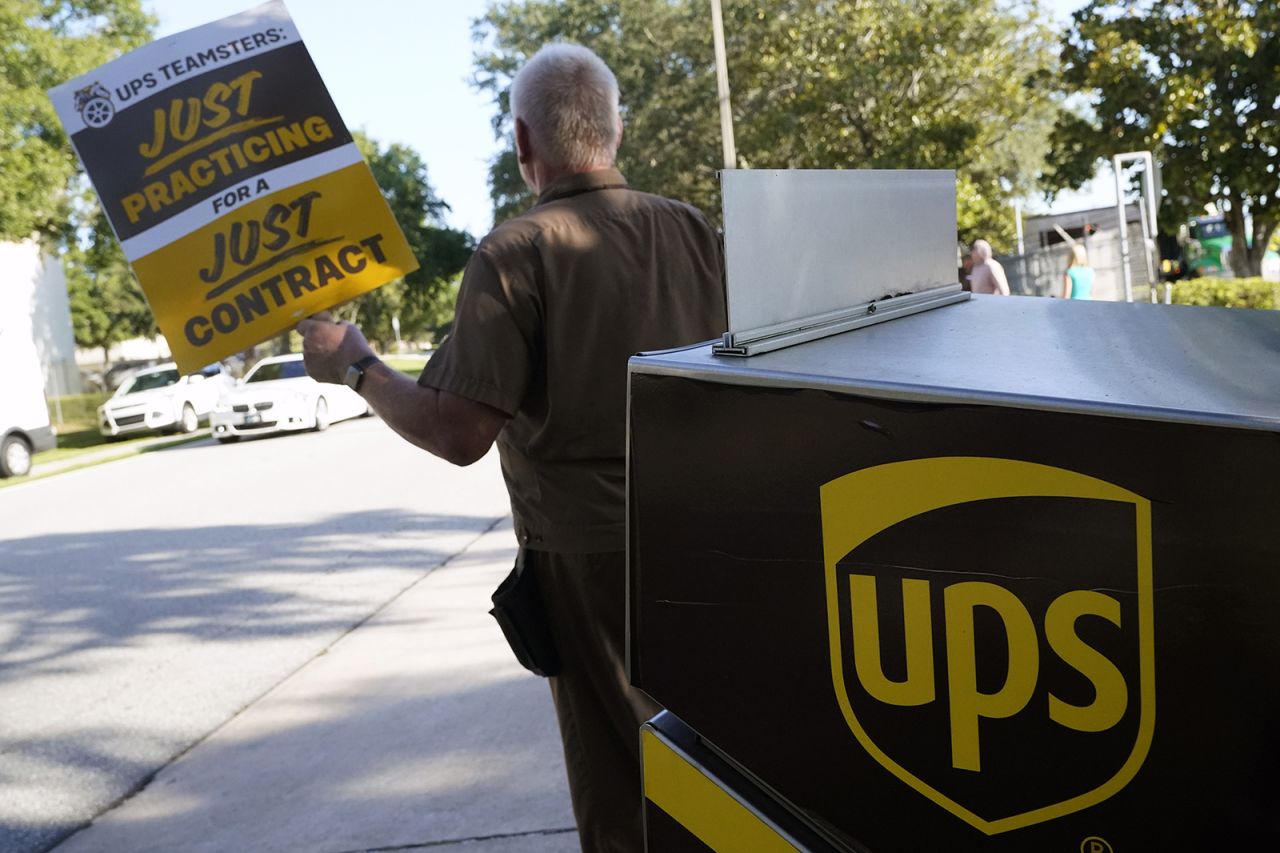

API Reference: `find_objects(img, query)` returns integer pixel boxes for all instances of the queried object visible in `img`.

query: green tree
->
[337,132,474,348]
[1049,1,1279,277]
[0,0,152,241]
[64,201,156,368]
[473,0,1060,249]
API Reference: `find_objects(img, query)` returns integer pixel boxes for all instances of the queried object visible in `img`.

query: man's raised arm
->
[296,312,508,466]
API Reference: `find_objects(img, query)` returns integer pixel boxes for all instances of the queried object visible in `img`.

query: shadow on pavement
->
[0,509,526,853]
[0,510,492,668]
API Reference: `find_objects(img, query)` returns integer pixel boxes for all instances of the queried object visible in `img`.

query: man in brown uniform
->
[298,43,726,851]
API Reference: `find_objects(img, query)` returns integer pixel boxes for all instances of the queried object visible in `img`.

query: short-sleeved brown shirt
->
[419,168,727,553]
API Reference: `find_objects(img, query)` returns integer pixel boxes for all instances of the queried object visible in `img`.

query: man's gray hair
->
[510,43,621,171]
[971,239,993,262]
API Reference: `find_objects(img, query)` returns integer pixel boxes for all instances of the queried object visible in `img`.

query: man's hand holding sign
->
[48,0,416,373]
[296,313,508,467]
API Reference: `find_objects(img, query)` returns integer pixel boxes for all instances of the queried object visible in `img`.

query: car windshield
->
[119,369,179,394]
[246,360,307,382]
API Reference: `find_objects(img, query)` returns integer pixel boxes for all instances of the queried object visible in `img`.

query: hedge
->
[1170,277,1280,310]
[47,393,110,430]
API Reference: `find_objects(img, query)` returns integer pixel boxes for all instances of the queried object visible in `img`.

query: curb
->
[3,431,211,489]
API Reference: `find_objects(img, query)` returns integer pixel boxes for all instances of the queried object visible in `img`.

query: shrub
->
[1170,277,1280,310]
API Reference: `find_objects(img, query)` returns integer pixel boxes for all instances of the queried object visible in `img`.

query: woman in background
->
[1062,244,1094,299]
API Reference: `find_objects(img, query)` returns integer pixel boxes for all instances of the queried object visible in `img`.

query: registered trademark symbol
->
[1080,837,1114,853]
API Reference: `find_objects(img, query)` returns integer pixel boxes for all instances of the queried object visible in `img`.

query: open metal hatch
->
[713,169,967,357]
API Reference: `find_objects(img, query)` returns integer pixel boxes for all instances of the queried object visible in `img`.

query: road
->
[0,416,563,853]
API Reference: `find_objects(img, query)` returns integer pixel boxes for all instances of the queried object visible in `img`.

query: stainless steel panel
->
[715,285,969,357]
[720,169,957,337]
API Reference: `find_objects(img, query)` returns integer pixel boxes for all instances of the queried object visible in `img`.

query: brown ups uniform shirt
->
[419,168,726,553]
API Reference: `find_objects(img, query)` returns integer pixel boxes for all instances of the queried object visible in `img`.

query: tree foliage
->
[473,0,1059,248]
[63,199,156,366]
[1049,1,1279,276]
[331,132,474,349]
[0,0,152,241]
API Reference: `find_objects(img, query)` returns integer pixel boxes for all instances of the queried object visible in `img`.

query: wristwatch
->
[343,355,380,392]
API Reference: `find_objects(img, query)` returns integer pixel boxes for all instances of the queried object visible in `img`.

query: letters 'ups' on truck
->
[47,0,417,374]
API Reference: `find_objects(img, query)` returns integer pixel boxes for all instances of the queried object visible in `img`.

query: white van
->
[0,355,56,478]
[1,243,62,477]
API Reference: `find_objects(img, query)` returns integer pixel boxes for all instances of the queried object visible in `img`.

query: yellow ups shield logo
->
[821,457,1155,834]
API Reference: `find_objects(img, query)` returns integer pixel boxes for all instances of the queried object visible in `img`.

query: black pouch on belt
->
[489,548,561,677]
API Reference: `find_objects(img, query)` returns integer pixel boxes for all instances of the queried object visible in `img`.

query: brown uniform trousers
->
[535,550,659,853]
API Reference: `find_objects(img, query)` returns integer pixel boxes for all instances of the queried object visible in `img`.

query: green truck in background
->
[1178,214,1280,279]
[1181,215,1234,277]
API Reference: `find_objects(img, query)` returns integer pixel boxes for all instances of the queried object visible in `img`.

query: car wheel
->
[0,434,33,478]
[313,397,330,432]
[178,403,199,434]
[216,435,240,444]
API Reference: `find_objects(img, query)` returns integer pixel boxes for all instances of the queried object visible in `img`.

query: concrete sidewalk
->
[52,519,579,853]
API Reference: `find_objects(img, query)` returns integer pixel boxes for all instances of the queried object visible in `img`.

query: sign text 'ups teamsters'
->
[48,0,417,374]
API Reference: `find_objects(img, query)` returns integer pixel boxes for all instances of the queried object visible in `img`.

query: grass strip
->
[1,434,209,491]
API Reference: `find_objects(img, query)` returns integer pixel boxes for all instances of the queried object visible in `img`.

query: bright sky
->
[144,0,1104,238]
[147,0,502,237]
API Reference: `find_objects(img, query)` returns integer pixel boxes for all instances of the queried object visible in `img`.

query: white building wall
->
[73,336,172,366]
[0,240,81,397]
[31,247,81,396]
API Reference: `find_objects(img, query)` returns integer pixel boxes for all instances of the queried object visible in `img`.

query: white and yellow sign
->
[48,0,416,373]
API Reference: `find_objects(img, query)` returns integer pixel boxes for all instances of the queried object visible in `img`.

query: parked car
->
[210,353,368,443]
[98,362,231,438]
[104,358,164,391]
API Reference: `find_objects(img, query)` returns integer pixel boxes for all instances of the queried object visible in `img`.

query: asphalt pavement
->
[51,518,578,853]
[0,419,578,853]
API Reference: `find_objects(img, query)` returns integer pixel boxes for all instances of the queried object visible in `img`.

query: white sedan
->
[98,362,231,438]
[210,353,368,443]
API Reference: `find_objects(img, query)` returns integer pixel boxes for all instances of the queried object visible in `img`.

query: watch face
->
[344,365,361,389]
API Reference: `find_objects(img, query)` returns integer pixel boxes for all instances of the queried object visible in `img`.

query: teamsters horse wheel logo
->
[820,457,1156,835]
[74,82,115,128]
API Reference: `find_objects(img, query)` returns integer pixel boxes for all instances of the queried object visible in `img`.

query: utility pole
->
[710,0,737,170]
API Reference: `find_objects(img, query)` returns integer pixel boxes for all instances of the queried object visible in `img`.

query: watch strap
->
[347,355,380,392]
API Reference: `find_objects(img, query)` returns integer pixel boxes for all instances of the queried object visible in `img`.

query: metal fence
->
[1000,221,1152,302]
